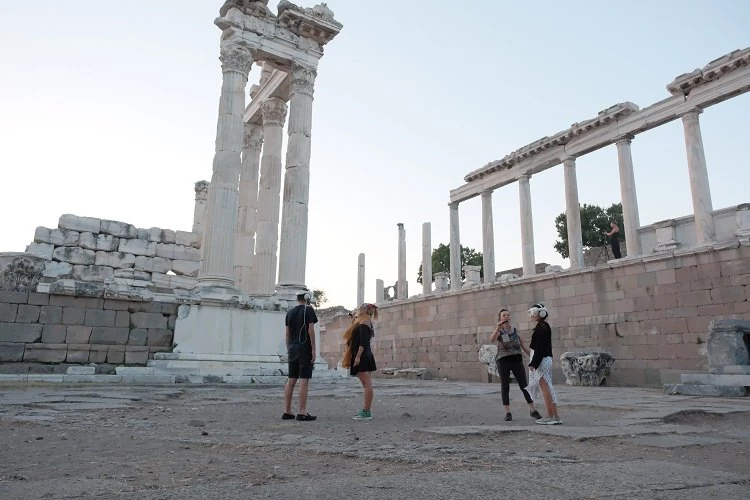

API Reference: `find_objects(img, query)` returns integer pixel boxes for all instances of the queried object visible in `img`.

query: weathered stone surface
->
[115,310,130,328]
[47,280,104,298]
[84,309,115,327]
[39,305,63,324]
[41,324,67,343]
[118,239,157,257]
[0,323,42,343]
[106,345,125,364]
[561,351,616,386]
[66,326,92,344]
[66,349,90,363]
[171,259,200,277]
[664,383,746,396]
[0,342,24,362]
[79,233,119,252]
[100,220,138,238]
[137,228,150,240]
[34,227,79,246]
[0,303,17,322]
[89,345,108,363]
[53,247,96,265]
[62,307,85,325]
[134,256,172,274]
[707,320,750,371]
[131,312,167,329]
[149,228,176,244]
[125,346,149,365]
[72,265,114,282]
[128,328,148,346]
[90,327,129,345]
[112,269,150,280]
[16,304,40,323]
[26,242,54,260]
[0,291,28,304]
[27,293,49,306]
[147,328,173,347]
[478,344,499,377]
[155,243,200,261]
[95,252,136,269]
[59,214,101,234]
[175,230,201,248]
[151,273,198,290]
[42,261,73,278]
[24,343,67,363]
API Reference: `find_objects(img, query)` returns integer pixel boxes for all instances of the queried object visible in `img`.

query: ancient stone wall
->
[0,291,177,372]
[320,244,750,386]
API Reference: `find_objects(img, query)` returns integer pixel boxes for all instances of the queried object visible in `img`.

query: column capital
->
[562,155,576,165]
[615,133,634,145]
[219,44,254,76]
[243,122,263,150]
[290,62,317,98]
[519,172,531,182]
[261,97,288,127]
[480,188,493,197]
[681,107,703,121]
[194,180,209,200]
[448,201,459,209]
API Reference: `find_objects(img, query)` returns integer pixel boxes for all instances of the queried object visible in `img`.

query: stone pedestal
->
[560,351,615,386]
[653,219,679,252]
[434,272,449,292]
[462,265,481,287]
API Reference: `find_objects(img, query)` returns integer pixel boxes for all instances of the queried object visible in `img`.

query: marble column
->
[234,123,263,294]
[422,222,432,295]
[397,223,407,299]
[518,173,536,277]
[480,190,496,283]
[192,180,209,238]
[357,253,365,306]
[277,63,317,295]
[563,157,583,268]
[615,135,642,256]
[253,97,288,295]
[449,202,461,290]
[681,108,715,245]
[375,279,384,305]
[198,44,254,290]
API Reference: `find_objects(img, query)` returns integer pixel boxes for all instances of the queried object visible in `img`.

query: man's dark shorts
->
[288,345,313,379]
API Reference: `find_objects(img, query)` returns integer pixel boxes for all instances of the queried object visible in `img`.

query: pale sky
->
[1,1,748,309]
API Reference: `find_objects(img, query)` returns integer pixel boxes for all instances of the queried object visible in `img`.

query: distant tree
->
[417,243,483,284]
[312,289,327,306]
[554,203,624,258]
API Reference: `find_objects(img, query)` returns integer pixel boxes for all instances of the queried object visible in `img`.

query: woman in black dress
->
[343,303,379,421]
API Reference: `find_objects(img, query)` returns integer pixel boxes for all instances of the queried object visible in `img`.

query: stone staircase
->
[665,365,749,396]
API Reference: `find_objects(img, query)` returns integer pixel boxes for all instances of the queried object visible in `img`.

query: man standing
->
[282,290,318,421]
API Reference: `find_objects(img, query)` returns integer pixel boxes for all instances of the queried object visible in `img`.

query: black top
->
[529,320,552,369]
[285,304,318,353]
[350,323,374,353]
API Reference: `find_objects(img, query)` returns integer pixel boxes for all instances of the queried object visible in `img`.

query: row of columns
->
[197,42,318,297]
[448,107,714,284]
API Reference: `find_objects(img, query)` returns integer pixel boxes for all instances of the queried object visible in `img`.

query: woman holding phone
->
[490,308,542,422]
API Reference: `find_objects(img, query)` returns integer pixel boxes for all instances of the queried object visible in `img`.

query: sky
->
[1,1,749,309]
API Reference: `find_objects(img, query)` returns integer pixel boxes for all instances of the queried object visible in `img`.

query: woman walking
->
[342,303,379,421]
[490,308,542,421]
[526,303,562,425]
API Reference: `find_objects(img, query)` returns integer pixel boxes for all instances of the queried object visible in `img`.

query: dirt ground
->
[0,380,748,499]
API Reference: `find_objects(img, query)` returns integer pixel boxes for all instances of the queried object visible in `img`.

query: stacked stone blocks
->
[0,291,177,366]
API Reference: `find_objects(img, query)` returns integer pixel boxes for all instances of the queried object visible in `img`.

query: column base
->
[197,274,236,291]
[274,283,308,301]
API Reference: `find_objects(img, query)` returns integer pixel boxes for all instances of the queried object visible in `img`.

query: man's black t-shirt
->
[285,304,318,354]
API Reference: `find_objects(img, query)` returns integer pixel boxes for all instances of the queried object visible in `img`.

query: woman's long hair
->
[341,303,379,368]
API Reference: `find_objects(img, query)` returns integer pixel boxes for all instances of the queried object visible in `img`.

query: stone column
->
[192,181,209,238]
[615,135,642,256]
[563,157,583,268]
[422,222,432,295]
[397,223,407,299]
[518,173,536,277]
[198,44,254,290]
[277,63,317,296]
[449,202,461,290]
[357,253,365,306]
[234,123,263,294]
[253,97,288,295]
[681,108,715,245]
[375,279,384,305]
[480,190,495,283]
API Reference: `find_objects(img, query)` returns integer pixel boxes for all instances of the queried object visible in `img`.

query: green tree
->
[554,203,624,258]
[417,243,483,284]
[312,289,327,306]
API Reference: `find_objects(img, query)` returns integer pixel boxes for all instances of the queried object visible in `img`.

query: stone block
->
[62,307,85,325]
[147,328,173,347]
[134,256,172,274]
[16,304,40,323]
[72,265,114,282]
[155,243,200,261]
[171,259,199,277]
[131,312,167,329]
[707,320,750,370]
[106,345,125,364]
[89,345,108,363]
[148,228,176,244]
[115,310,130,328]
[90,326,129,345]
[24,343,68,363]
[35,226,77,246]
[101,219,138,238]
[175,231,201,248]
[128,328,147,346]
[0,291,28,304]
[119,239,157,257]
[125,346,149,365]
[66,365,95,375]
[79,232,119,252]
[28,293,49,306]
[59,214,101,233]
[84,309,115,327]
[664,384,746,397]
[42,261,73,278]
[95,251,136,269]
[0,342,24,361]
[26,242,54,260]
[0,323,42,343]
[66,325,92,344]
[41,324,67,343]
[0,303,17,322]
[112,269,151,280]
[66,349,90,363]
[52,246,96,265]
[103,299,133,311]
